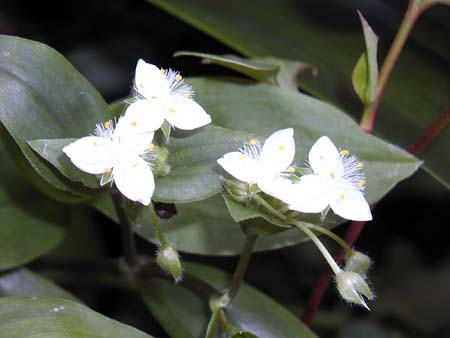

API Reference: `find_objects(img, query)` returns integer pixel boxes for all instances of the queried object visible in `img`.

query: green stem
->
[205,308,221,338]
[361,0,423,132]
[304,224,354,256]
[252,194,287,220]
[289,220,341,274]
[226,234,258,302]
[111,191,139,268]
[149,203,168,248]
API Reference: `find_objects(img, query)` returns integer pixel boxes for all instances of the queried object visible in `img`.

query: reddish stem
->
[408,107,450,155]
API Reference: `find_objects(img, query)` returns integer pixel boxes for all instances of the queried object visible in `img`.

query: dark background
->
[1,1,449,337]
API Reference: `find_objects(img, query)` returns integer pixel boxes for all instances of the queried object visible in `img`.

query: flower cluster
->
[63,59,211,205]
[217,129,372,221]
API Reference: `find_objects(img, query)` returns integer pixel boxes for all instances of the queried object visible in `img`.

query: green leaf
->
[230,333,259,338]
[140,262,318,338]
[174,51,279,83]
[0,268,78,301]
[0,147,67,270]
[148,0,450,189]
[0,35,112,200]
[0,297,155,338]
[352,12,379,104]
[176,51,315,91]
[28,138,100,189]
[188,77,420,205]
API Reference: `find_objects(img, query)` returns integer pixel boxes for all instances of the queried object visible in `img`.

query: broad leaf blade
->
[0,297,155,338]
[141,262,318,338]
[0,268,78,301]
[0,146,67,271]
[148,0,450,189]
[0,35,111,199]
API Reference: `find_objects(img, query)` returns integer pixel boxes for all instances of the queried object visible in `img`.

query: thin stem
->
[149,203,168,248]
[205,308,221,338]
[289,220,341,274]
[226,234,258,302]
[252,194,287,220]
[361,0,423,132]
[111,191,139,268]
[408,107,450,155]
[304,224,354,256]
[302,220,367,325]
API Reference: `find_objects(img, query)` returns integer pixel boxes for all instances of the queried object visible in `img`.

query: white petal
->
[121,100,165,133]
[164,95,211,130]
[114,103,156,155]
[260,128,295,173]
[308,136,342,177]
[134,59,170,101]
[63,136,117,175]
[257,175,293,204]
[288,175,330,213]
[217,152,260,184]
[330,185,372,221]
[114,156,155,205]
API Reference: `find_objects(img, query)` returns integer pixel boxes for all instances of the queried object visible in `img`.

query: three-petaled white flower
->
[289,136,372,221]
[63,107,157,205]
[217,128,296,203]
[127,59,211,132]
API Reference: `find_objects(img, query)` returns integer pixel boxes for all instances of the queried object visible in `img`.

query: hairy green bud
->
[336,270,374,310]
[345,251,372,276]
[156,245,182,282]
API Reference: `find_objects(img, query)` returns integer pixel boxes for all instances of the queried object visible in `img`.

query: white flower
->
[126,59,211,132]
[63,108,156,205]
[217,128,296,203]
[289,136,372,221]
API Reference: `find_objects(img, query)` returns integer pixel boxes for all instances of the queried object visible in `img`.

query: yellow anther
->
[319,155,324,162]
[278,145,285,151]
[132,163,139,168]
[103,121,110,129]
[175,74,183,81]
[104,168,112,173]
[359,180,366,188]
[248,181,255,188]
[249,138,258,145]
[330,172,336,179]
[93,140,98,146]
[184,93,191,99]
[151,95,158,100]
[169,108,175,113]
[131,121,137,127]
[159,68,165,74]
[287,166,296,173]
[340,149,350,156]
[339,193,345,200]
[148,143,155,151]
[357,162,364,168]
[239,155,246,161]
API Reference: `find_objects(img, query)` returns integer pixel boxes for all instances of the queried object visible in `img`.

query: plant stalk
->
[226,234,258,302]
[149,203,169,248]
[361,0,424,132]
[111,191,139,269]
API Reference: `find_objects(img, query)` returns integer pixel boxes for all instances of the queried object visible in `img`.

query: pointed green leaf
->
[0,297,155,338]
[0,268,78,301]
[352,11,379,104]
[0,35,112,200]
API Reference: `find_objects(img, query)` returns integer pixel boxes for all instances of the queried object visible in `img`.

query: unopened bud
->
[152,146,170,177]
[156,246,182,282]
[345,251,371,276]
[222,177,260,204]
[336,271,374,310]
